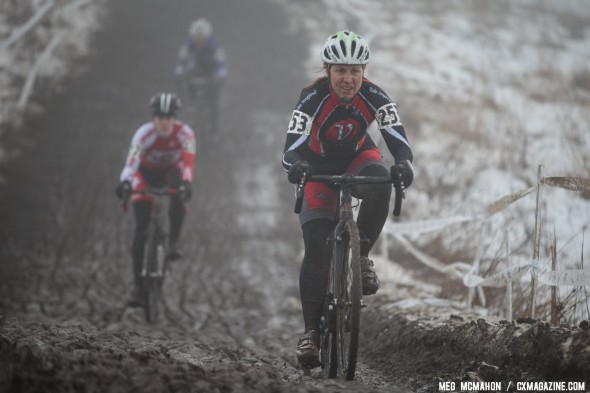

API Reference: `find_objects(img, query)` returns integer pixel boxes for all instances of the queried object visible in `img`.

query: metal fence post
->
[506,230,512,321]
[529,164,543,319]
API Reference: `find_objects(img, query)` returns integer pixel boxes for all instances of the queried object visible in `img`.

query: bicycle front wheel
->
[333,219,362,380]
[142,224,166,323]
[321,297,338,378]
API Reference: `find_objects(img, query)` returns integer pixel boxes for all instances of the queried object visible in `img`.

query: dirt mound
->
[361,297,590,391]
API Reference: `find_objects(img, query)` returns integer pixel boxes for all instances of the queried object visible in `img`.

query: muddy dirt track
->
[1,1,589,392]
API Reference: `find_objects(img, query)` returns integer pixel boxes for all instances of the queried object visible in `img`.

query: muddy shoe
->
[361,257,379,295]
[127,287,142,308]
[296,330,321,369]
[167,242,182,261]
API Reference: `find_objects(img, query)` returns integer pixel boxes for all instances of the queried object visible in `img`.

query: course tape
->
[483,186,536,218]
[463,263,533,288]
[456,256,590,288]
[383,215,479,235]
[393,234,471,280]
[532,266,590,286]
[384,185,535,236]
[541,176,590,192]
[383,177,590,288]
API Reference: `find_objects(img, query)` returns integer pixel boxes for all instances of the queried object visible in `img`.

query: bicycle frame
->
[143,190,168,279]
[189,74,216,137]
[123,187,177,323]
[293,166,406,380]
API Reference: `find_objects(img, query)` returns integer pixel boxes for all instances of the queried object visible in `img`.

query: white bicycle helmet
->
[321,30,371,65]
[189,18,212,39]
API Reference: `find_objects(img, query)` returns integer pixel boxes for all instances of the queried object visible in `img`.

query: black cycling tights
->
[131,197,184,287]
[299,164,391,332]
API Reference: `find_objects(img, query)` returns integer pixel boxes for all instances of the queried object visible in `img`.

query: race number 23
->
[287,110,312,135]
[377,103,401,127]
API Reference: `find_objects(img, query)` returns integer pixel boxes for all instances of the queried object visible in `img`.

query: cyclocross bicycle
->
[188,74,217,142]
[294,163,406,380]
[124,187,177,323]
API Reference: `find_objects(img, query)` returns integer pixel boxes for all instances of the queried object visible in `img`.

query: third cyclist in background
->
[175,17,227,134]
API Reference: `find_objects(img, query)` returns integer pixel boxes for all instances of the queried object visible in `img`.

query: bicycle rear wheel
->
[193,83,215,146]
[333,219,362,380]
[142,224,166,323]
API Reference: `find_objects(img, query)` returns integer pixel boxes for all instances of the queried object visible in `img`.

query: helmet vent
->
[339,40,347,56]
[331,44,339,58]
[351,41,357,56]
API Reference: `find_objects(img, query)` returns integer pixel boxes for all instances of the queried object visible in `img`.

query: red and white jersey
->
[119,120,196,183]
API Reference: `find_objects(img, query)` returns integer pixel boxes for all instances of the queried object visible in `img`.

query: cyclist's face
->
[328,64,364,103]
[154,115,175,137]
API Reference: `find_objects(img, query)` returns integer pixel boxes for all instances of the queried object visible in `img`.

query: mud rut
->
[1,1,590,392]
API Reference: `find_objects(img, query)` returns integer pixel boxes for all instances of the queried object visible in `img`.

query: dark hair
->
[299,64,329,99]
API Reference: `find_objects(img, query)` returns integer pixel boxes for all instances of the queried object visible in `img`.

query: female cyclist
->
[281,31,414,368]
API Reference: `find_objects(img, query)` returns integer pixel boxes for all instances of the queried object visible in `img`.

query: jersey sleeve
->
[282,108,313,171]
[365,81,413,163]
[281,87,320,171]
[209,37,227,78]
[178,124,196,182]
[119,125,148,182]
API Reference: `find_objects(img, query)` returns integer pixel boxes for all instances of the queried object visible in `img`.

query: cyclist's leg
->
[300,218,335,332]
[131,200,151,305]
[130,170,155,288]
[297,182,337,367]
[167,168,185,260]
[348,149,390,295]
[347,149,391,257]
[168,196,184,258]
[208,79,221,133]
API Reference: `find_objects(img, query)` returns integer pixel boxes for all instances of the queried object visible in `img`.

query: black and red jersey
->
[282,78,412,171]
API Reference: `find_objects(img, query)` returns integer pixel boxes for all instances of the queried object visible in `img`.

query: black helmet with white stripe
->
[149,92,181,117]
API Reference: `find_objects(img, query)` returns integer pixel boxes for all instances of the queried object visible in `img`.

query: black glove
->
[397,160,414,188]
[178,181,192,202]
[287,161,312,184]
[115,180,131,200]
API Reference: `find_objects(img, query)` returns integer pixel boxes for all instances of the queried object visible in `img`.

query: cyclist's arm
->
[175,37,192,75]
[380,125,413,164]
[363,81,413,164]
[282,109,313,172]
[119,124,150,182]
[209,37,227,79]
[178,124,196,182]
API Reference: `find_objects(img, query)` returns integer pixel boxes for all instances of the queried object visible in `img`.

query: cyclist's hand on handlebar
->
[287,161,312,184]
[396,160,414,188]
[116,180,132,200]
[178,181,192,202]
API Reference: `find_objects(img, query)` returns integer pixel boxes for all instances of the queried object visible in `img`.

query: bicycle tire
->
[321,297,338,378]
[194,84,214,144]
[334,219,362,380]
[142,223,165,323]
